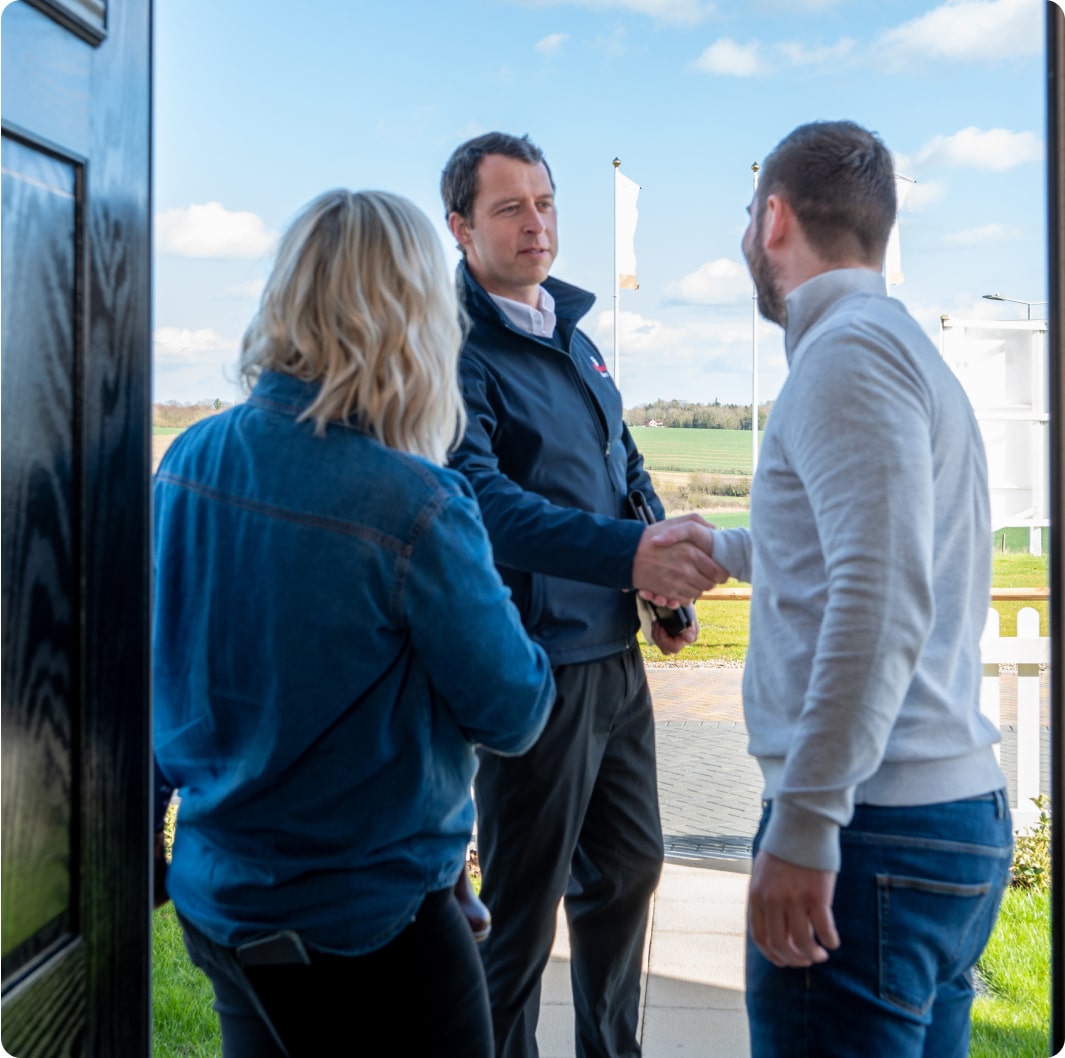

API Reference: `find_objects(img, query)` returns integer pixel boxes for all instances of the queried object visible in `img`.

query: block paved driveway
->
[647,665,760,868]
[646,662,1050,867]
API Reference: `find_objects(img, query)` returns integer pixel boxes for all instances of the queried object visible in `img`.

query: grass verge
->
[970,886,1051,1058]
[153,903,221,1057]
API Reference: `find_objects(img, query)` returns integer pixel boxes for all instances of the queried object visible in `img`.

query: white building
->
[939,316,1049,555]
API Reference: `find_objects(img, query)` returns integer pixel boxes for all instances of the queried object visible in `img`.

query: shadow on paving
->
[539,969,750,1058]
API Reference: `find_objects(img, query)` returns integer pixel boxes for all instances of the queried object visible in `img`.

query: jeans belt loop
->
[994,787,1007,818]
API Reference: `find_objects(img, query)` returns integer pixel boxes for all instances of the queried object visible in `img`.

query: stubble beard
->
[748,241,786,327]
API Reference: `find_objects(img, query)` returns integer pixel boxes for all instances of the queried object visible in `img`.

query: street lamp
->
[982,293,1048,320]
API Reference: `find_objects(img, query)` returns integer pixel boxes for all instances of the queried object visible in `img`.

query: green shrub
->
[1011,795,1050,890]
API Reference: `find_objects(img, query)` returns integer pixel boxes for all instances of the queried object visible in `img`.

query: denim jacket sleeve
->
[453,360,645,592]
[402,480,555,755]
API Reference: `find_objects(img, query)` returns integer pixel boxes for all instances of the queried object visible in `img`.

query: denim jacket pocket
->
[875,872,1000,1016]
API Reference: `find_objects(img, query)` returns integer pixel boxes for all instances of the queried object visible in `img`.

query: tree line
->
[623,399,772,431]
[155,396,772,433]
[153,399,233,429]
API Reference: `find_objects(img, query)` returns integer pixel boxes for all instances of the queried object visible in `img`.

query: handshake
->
[631,511,730,652]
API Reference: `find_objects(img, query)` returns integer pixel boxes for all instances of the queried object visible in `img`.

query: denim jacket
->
[153,371,554,955]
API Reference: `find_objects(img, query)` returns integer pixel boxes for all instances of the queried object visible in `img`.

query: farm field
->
[641,551,1048,664]
[631,426,762,474]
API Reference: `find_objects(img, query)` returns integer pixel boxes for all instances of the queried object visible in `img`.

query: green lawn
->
[153,426,185,435]
[971,887,1051,1058]
[631,426,761,474]
[989,552,1049,636]
[704,511,749,529]
[640,549,1048,666]
[153,904,221,1057]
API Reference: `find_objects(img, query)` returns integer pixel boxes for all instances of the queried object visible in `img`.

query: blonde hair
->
[240,189,466,465]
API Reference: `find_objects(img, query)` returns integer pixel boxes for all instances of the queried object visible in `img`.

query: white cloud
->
[594,309,753,361]
[945,223,1025,246]
[665,258,751,305]
[589,309,790,407]
[153,328,244,404]
[693,35,853,77]
[693,38,763,76]
[154,327,240,365]
[909,127,1044,172]
[536,32,569,55]
[606,311,689,353]
[757,0,845,9]
[879,0,1041,63]
[907,179,948,211]
[774,38,854,66]
[155,202,277,258]
[516,0,715,25]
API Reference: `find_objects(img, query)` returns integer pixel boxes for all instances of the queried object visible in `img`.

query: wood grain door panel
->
[1,1,151,1054]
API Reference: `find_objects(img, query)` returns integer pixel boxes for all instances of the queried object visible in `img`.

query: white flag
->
[615,170,640,291]
[885,174,915,288]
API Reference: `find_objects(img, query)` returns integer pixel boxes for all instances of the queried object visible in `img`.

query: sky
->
[153,0,1047,411]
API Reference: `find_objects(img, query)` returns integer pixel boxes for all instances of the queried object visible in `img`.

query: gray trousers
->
[474,642,664,1058]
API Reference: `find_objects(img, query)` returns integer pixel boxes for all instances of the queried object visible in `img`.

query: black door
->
[1,1,152,1054]
[1048,5,1065,1051]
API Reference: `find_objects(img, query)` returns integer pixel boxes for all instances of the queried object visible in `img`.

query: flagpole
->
[751,162,760,477]
[613,157,621,384]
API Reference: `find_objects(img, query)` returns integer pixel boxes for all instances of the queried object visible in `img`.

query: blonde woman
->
[152,190,554,1058]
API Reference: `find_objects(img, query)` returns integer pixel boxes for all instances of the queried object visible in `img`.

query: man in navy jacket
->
[441,132,725,1058]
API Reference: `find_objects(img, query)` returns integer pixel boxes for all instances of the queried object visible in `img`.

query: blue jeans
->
[746,791,1013,1058]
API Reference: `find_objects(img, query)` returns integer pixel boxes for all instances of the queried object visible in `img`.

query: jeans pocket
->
[876,872,996,1016]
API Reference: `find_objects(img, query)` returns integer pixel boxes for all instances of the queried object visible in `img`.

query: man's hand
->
[632,514,729,608]
[651,613,699,655]
[748,850,840,968]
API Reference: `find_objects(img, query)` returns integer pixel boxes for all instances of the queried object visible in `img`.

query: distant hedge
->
[153,400,232,429]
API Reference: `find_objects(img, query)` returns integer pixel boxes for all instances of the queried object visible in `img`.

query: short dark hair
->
[756,120,896,266]
[440,132,555,220]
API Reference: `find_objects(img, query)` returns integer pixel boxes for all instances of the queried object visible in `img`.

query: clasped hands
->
[631,513,729,654]
[632,512,729,608]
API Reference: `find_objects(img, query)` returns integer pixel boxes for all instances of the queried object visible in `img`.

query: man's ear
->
[448,211,472,250]
[760,193,790,250]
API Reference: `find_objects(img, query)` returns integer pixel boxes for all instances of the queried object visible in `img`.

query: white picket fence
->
[980,606,1049,831]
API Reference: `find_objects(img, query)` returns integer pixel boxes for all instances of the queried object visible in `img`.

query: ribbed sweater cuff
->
[761,798,841,873]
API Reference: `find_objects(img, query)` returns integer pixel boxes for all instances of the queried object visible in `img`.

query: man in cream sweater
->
[656,120,1013,1057]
